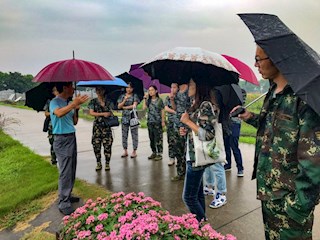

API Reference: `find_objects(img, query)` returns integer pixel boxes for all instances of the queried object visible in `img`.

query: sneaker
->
[171,175,184,181]
[203,185,215,196]
[224,166,232,172]
[59,207,74,215]
[154,154,163,161]
[237,170,244,177]
[95,162,102,171]
[209,192,227,209]
[105,163,110,171]
[148,153,157,160]
[168,158,175,166]
[51,159,57,165]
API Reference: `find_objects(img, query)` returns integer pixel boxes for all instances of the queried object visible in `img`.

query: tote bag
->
[192,102,226,167]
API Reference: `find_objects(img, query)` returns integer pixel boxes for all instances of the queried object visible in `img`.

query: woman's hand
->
[180,112,190,124]
[103,112,111,117]
[179,127,187,136]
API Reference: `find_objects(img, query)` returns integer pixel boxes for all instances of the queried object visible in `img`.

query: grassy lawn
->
[0,130,110,234]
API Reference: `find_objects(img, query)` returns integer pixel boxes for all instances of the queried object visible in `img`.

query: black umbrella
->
[238,13,320,115]
[25,83,55,111]
[106,72,144,109]
[141,47,239,87]
[215,84,244,114]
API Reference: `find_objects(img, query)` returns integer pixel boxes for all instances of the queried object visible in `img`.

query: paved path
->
[0,105,319,240]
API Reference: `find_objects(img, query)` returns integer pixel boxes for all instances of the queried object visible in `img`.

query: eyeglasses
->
[255,57,269,63]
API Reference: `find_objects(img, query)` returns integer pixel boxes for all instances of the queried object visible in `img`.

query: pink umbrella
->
[33,53,114,83]
[221,54,259,85]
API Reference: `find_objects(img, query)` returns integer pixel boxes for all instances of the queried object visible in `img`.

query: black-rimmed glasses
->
[255,57,269,63]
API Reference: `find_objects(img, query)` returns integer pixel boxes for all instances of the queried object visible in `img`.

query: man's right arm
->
[54,95,89,118]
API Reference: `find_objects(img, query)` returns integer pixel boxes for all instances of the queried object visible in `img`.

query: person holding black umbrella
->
[234,13,320,239]
[44,86,59,165]
[234,44,320,240]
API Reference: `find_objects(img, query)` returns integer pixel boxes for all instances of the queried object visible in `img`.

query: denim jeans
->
[223,122,243,171]
[203,162,227,193]
[183,161,206,222]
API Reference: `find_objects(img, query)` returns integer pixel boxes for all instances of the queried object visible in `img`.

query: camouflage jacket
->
[146,97,164,124]
[117,93,140,125]
[246,84,320,224]
[165,96,178,124]
[88,98,113,128]
[187,101,219,170]
[175,90,191,127]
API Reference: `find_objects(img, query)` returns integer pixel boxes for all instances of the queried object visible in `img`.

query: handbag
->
[104,115,119,127]
[130,107,140,128]
[192,101,226,167]
[43,116,50,132]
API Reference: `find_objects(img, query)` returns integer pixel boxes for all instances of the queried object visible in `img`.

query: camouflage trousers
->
[261,199,314,240]
[48,129,56,162]
[147,122,163,154]
[92,124,113,163]
[175,129,186,176]
[167,122,178,158]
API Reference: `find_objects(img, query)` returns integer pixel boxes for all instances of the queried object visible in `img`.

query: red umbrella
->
[221,54,259,85]
[33,57,114,83]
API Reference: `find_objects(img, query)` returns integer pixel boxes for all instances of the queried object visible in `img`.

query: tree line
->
[0,71,270,94]
[0,72,37,93]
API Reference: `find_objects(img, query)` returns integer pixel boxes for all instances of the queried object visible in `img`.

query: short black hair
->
[55,82,72,93]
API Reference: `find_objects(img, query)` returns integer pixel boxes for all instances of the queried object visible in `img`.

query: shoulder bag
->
[130,107,140,128]
[43,116,50,132]
[192,101,226,167]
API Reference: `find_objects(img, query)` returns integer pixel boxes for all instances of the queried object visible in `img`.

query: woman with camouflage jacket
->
[180,78,222,222]
[88,87,114,171]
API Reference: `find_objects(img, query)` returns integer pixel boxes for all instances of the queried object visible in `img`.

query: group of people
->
[46,43,320,240]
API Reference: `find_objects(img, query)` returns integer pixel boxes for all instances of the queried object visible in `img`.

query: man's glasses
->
[255,57,269,63]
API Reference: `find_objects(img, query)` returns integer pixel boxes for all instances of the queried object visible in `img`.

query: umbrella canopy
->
[77,78,128,88]
[221,54,259,85]
[100,72,145,109]
[116,72,144,100]
[129,63,170,93]
[215,84,244,113]
[25,83,55,111]
[33,58,114,83]
[238,13,320,115]
[141,47,239,87]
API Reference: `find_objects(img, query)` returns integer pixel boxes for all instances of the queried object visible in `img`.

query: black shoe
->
[70,196,80,203]
[59,207,74,215]
[51,160,57,165]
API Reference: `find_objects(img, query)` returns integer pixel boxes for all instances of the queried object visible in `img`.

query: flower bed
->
[60,192,236,240]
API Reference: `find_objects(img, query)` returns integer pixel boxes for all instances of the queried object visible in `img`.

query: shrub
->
[60,192,236,240]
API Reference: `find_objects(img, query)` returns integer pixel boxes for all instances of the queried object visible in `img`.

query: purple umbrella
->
[129,63,170,94]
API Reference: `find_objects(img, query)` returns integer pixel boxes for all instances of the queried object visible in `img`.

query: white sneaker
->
[203,185,215,196]
[168,158,175,166]
[209,192,227,209]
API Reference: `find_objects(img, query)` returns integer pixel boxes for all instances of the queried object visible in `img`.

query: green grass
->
[0,131,59,219]
[0,130,110,230]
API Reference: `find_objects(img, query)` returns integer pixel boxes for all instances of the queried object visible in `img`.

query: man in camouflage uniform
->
[171,83,192,181]
[238,46,320,239]
[164,83,179,166]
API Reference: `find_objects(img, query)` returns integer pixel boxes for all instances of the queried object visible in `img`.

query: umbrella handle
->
[230,107,245,117]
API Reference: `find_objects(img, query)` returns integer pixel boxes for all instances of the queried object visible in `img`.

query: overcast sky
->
[1,0,319,78]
